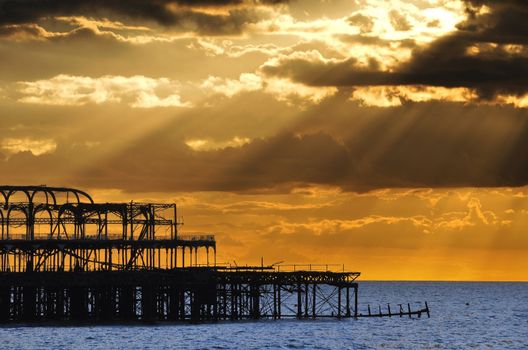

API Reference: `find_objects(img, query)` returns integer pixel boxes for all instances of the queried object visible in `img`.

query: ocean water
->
[1,282,526,350]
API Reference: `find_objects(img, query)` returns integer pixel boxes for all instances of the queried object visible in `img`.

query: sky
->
[0,0,527,281]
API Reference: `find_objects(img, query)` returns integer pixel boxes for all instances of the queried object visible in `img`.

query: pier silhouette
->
[0,186,361,323]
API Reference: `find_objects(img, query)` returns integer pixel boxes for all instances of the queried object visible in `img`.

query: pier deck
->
[0,268,359,323]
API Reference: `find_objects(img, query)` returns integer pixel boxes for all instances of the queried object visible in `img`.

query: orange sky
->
[1,0,528,281]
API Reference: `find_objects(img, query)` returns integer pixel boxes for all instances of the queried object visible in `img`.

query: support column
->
[304,283,308,317]
[250,284,260,319]
[273,284,277,319]
[346,286,351,317]
[337,286,342,319]
[354,283,358,319]
[312,284,316,319]
[0,286,10,322]
[22,286,36,322]
[277,284,281,319]
[70,286,88,321]
[168,285,179,321]
[119,286,135,321]
[179,290,186,321]
[297,283,302,319]
[141,284,156,322]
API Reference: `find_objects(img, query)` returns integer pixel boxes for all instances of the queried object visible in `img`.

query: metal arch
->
[6,205,29,239]
[33,204,54,239]
[0,208,4,239]
[56,203,79,240]
[0,186,94,204]
[4,188,31,206]
[0,190,8,208]
[66,188,94,204]
[57,202,78,218]
[67,190,80,204]
[30,188,56,206]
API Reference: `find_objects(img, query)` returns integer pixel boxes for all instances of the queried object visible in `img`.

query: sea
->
[0,282,526,350]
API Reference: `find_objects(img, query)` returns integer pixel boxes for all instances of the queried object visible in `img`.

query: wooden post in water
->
[354,284,358,319]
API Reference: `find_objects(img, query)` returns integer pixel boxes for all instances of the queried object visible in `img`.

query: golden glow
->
[1,137,57,156]
[185,137,251,151]
[351,85,478,107]
[17,75,192,108]
[1,0,527,282]
[88,186,528,281]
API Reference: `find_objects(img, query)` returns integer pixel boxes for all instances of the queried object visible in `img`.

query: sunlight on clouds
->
[1,138,57,156]
[351,85,478,107]
[201,72,337,105]
[185,136,251,151]
[55,16,152,32]
[79,187,528,280]
[264,77,337,105]
[53,16,190,44]
[201,73,262,98]
[494,94,528,109]
[0,17,188,44]
[17,75,192,108]
[0,23,67,41]
[183,0,468,75]
[356,0,465,40]
[266,196,500,237]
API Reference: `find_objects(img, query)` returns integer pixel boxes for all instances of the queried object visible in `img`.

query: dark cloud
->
[462,0,528,45]
[347,13,374,33]
[337,34,416,48]
[1,98,527,192]
[389,9,411,31]
[0,0,288,35]
[263,0,528,99]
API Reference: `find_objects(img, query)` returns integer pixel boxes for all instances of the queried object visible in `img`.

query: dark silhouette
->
[0,185,362,323]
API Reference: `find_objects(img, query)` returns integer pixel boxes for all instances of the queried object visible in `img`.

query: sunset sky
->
[1,0,527,281]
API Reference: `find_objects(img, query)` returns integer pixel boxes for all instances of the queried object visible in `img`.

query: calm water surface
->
[1,282,527,349]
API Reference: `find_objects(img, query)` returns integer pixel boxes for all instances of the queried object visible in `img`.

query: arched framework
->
[0,185,94,206]
[0,185,215,272]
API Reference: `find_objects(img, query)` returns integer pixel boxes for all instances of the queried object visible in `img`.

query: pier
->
[0,186,360,323]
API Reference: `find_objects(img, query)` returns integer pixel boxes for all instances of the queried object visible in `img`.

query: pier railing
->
[2,233,216,242]
[275,264,346,272]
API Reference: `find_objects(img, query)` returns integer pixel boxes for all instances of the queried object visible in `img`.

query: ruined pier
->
[0,186,359,323]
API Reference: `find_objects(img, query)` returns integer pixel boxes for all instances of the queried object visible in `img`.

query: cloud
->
[17,74,192,108]
[2,88,528,192]
[389,9,412,32]
[350,85,477,107]
[201,73,262,97]
[2,96,528,192]
[1,137,57,156]
[260,0,528,104]
[201,72,337,105]
[0,0,289,36]
[347,13,374,33]
[185,136,251,151]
